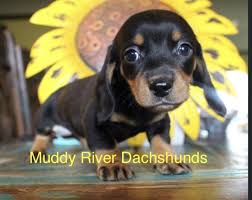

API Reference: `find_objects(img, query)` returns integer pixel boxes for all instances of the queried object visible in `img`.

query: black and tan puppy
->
[31,10,226,181]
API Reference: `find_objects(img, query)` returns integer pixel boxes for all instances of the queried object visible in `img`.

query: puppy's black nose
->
[149,78,173,97]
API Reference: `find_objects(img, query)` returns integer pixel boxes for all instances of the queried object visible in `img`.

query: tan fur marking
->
[133,33,144,45]
[138,75,152,105]
[110,112,136,126]
[107,62,116,84]
[127,79,138,100]
[127,75,152,107]
[125,70,190,109]
[150,113,166,124]
[172,31,182,41]
[79,137,88,148]
[120,64,126,79]
[121,65,153,107]
[31,134,51,152]
[179,70,192,83]
[151,135,173,156]
[168,72,190,103]
[190,60,197,84]
[193,59,197,71]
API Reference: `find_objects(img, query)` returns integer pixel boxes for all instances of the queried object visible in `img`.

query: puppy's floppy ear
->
[96,45,116,124]
[192,42,226,117]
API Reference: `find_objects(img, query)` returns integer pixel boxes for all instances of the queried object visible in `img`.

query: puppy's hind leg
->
[29,126,54,163]
[31,95,58,154]
[31,128,53,153]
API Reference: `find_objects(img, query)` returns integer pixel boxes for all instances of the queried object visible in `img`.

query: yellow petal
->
[170,98,200,140]
[184,9,238,35]
[202,43,247,72]
[127,132,146,147]
[26,47,72,78]
[197,34,239,53]
[30,29,66,57]
[38,56,94,103]
[30,5,73,28]
[206,61,237,96]
[26,25,84,78]
[197,34,247,72]
[30,0,105,28]
[26,56,61,78]
[161,0,211,12]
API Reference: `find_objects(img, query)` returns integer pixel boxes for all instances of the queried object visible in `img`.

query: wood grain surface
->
[0,137,248,200]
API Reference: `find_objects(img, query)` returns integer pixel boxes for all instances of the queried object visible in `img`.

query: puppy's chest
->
[106,112,165,142]
[110,112,165,126]
[103,121,142,142]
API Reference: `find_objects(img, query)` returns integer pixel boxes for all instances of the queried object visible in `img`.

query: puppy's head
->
[97,10,226,122]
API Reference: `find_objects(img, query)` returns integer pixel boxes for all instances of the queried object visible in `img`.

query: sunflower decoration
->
[26,0,247,146]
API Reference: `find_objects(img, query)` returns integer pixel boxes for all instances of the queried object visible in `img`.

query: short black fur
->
[33,10,226,172]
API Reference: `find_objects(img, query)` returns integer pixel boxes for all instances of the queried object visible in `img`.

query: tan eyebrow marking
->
[172,31,182,41]
[133,33,144,45]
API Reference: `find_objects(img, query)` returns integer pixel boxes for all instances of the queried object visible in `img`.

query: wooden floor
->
[0,135,248,200]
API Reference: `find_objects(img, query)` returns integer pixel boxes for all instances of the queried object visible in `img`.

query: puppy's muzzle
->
[149,75,174,97]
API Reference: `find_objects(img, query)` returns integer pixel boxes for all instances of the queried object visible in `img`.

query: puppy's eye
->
[177,43,193,57]
[124,48,140,63]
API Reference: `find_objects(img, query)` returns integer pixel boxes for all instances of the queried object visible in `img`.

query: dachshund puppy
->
[31,10,226,181]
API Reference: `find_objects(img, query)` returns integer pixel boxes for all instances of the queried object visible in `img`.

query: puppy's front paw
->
[155,163,191,175]
[97,163,135,181]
